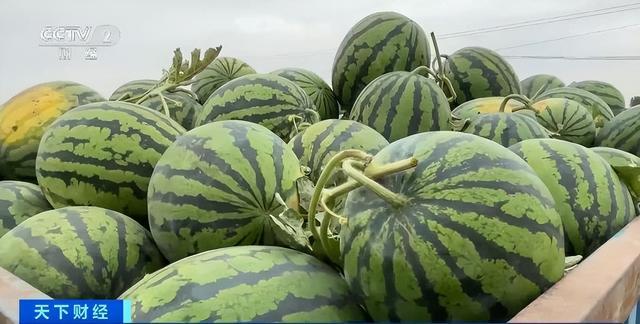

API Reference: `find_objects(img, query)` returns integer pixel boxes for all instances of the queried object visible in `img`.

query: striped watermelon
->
[569,80,626,116]
[340,131,564,321]
[451,96,526,120]
[530,98,596,147]
[35,101,185,225]
[331,11,431,114]
[592,146,640,167]
[462,112,549,147]
[109,79,156,101]
[191,56,257,104]
[110,79,203,130]
[509,139,635,256]
[288,119,389,184]
[137,91,203,130]
[0,81,105,181]
[148,120,304,262]
[348,67,451,142]
[271,67,340,120]
[195,74,319,140]
[595,105,640,156]
[442,47,521,107]
[119,245,367,322]
[534,87,613,127]
[0,181,51,237]
[0,206,166,299]
[520,74,565,99]
[591,146,640,208]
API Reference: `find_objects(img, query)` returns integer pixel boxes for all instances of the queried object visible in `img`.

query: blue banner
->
[19,299,131,324]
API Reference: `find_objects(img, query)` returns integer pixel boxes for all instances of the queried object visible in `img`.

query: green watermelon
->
[137,91,203,130]
[462,112,549,147]
[110,79,203,130]
[0,181,51,237]
[520,74,565,99]
[509,139,635,256]
[119,245,368,322]
[332,11,431,114]
[348,67,451,142]
[195,74,319,141]
[534,87,613,127]
[451,96,526,120]
[595,105,640,156]
[191,57,257,104]
[288,119,389,184]
[530,98,596,147]
[271,67,339,120]
[0,81,105,182]
[592,146,640,167]
[591,146,640,210]
[442,47,521,107]
[148,120,304,262]
[340,131,564,321]
[569,80,626,116]
[109,79,156,101]
[35,101,185,225]
[0,206,166,299]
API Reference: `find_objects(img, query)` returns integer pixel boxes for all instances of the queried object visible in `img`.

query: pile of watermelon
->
[1,11,639,322]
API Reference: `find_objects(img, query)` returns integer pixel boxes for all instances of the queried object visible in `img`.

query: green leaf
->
[268,193,312,253]
[296,175,315,213]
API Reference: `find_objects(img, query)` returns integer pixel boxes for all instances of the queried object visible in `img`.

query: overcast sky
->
[1,0,639,104]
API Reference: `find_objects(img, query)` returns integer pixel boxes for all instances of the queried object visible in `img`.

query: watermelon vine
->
[123,46,222,117]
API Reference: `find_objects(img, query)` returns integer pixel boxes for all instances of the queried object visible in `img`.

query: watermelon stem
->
[307,150,372,245]
[158,93,171,117]
[341,159,408,207]
[499,94,534,113]
[430,32,457,103]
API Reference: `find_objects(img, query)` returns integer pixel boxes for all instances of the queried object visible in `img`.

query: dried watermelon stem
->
[307,150,372,242]
[430,32,457,103]
[499,93,534,113]
[311,153,418,255]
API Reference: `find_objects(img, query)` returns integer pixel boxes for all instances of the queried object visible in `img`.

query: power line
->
[494,23,640,50]
[439,2,640,39]
[503,55,640,61]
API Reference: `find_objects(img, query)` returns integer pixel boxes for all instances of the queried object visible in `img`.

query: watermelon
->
[592,146,640,167]
[119,245,367,322]
[191,56,257,104]
[569,80,626,116]
[110,79,203,130]
[0,181,51,237]
[631,97,640,107]
[35,101,185,225]
[137,91,203,130]
[0,206,166,299]
[288,119,389,184]
[530,98,596,147]
[339,131,564,321]
[271,67,339,120]
[534,87,613,127]
[195,74,319,140]
[148,120,304,262]
[462,112,549,147]
[0,81,105,181]
[509,139,635,256]
[595,105,640,156]
[109,79,156,101]
[348,66,451,142]
[520,74,565,99]
[451,96,526,120]
[442,47,521,107]
[331,11,431,114]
